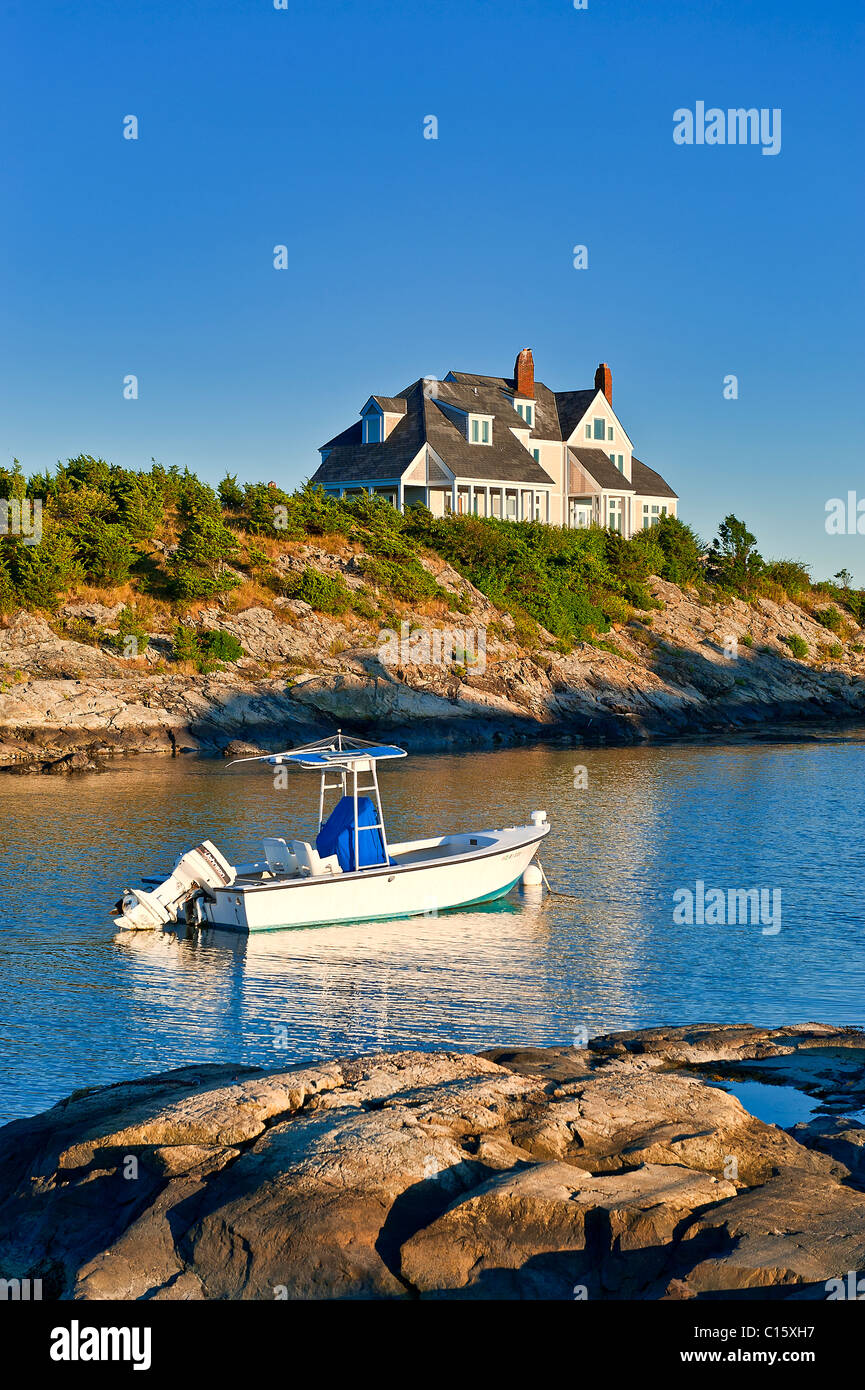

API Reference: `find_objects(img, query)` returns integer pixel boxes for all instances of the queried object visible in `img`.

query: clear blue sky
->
[2,0,863,579]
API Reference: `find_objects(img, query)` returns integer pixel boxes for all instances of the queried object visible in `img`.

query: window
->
[470,416,491,444]
[608,499,623,533]
[608,426,614,441]
[363,414,382,444]
[506,492,517,520]
[515,401,534,427]
[585,424,591,439]
[532,448,540,463]
[593,418,606,440]
[610,453,624,472]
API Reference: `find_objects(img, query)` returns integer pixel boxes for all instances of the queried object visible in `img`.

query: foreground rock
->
[1,574,864,764]
[1,1023,865,1300]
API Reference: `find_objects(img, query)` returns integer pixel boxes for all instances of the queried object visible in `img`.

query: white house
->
[311,349,677,537]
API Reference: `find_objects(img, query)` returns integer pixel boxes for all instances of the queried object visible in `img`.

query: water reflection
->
[1,737,864,1121]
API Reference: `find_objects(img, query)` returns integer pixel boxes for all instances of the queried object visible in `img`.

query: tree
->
[650,514,703,587]
[218,473,245,510]
[707,515,764,592]
[168,512,240,601]
[80,522,133,585]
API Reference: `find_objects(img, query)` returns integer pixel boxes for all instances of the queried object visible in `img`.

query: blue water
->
[709,1077,820,1129]
[1,738,864,1123]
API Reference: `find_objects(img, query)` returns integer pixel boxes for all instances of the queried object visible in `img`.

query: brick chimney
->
[514,348,534,398]
[594,362,612,404]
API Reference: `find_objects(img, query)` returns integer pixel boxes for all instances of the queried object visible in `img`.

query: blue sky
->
[2,0,863,579]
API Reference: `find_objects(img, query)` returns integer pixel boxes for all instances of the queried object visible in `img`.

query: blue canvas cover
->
[316,795,387,872]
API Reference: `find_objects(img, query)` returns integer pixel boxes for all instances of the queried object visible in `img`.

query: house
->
[311,349,677,537]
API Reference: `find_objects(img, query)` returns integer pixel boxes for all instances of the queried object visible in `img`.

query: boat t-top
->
[113,732,550,933]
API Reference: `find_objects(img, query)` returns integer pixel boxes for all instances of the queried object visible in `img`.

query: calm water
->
[1,738,864,1123]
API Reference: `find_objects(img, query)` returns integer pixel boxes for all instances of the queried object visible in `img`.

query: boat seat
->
[262,837,298,876]
[288,840,342,877]
[315,794,389,872]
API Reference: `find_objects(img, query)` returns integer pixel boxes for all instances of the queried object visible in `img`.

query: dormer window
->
[514,400,534,427]
[360,395,406,443]
[610,453,625,472]
[469,415,492,444]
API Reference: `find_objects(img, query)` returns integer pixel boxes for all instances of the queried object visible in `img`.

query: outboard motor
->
[113,840,235,930]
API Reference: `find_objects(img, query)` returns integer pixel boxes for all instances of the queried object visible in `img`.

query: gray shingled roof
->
[313,382,427,484]
[555,390,601,442]
[569,447,637,493]
[632,456,678,499]
[312,376,553,488]
[319,420,362,451]
[313,367,676,499]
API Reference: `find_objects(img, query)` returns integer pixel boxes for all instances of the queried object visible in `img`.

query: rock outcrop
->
[1,1023,864,1300]
[1,576,864,766]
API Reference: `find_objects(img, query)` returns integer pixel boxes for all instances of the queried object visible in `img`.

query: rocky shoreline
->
[2,1023,865,1300]
[2,571,865,768]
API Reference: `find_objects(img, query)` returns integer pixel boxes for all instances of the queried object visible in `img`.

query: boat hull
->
[199,824,548,932]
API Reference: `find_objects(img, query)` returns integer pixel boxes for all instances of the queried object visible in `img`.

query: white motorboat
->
[113,733,550,933]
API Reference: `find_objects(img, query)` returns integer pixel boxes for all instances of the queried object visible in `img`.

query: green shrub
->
[115,475,164,540]
[783,634,809,659]
[171,624,243,672]
[280,567,351,614]
[765,558,811,594]
[218,473,246,511]
[13,530,82,609]
[0,554,17,614]
[741,632,754,647]
[647,514,703,586]
[707,515,764,593]
[105,606,151,658]
[813,606,844,634]
[80,522,134,585]
[358,554,443,604]
[200,629,244,663]
[168,513,241,602]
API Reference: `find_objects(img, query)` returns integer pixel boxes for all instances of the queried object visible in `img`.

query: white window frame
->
[363,411,383,444]
[469,414,492,444]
